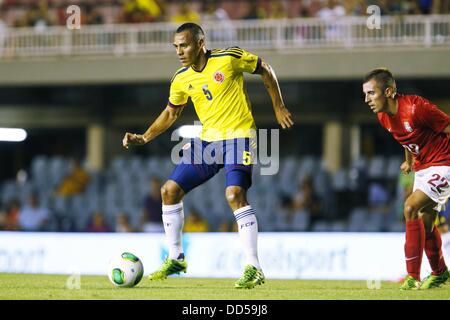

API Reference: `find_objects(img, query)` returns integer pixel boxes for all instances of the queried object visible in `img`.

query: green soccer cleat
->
[399,275,420,290]
[234,265,265,289]
[148,257,187,281]
[419,269,450,289]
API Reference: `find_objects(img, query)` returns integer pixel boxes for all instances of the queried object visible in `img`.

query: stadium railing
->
[1,15,449,58]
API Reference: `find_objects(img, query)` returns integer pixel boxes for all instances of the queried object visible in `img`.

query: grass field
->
[0,273,449,300]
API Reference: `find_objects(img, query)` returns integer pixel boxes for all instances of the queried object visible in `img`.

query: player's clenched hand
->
[122,132,147,149]
[275,107,294,129]
[400,161,411,174]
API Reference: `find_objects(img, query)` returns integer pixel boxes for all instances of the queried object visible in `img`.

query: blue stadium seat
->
[273,210,291,231]
[311,220,330,232]
[347,207,369,232]
[363,212,385,232]
[332,169,348,191]
[48,156,70,188]
[386,156,402,179]
[367,156,386,179]
[387,221,405,232]
[330,221,347,232]
[291,210,310,231]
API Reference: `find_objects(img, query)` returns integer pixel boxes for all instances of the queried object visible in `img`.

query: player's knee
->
[225,187,245,205]
[403,200,419,220]
[161,181,182,203]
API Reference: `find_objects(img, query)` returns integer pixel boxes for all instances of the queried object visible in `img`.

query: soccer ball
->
[108,252,144,288]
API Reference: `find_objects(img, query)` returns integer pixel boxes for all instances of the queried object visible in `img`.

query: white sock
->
[162,202,184,260]
[233,205,261,270]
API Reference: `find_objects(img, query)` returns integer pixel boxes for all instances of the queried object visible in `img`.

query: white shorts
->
[413,166,450,212]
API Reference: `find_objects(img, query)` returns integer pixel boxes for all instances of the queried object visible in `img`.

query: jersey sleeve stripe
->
[211,49,243,57]
[252,57,262,74]
[168,100,186,108]
[210,53,242,59]
[170,66,190,83]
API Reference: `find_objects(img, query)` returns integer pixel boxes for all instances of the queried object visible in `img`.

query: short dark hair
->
[176,23,205,42]
[363,68,396,91]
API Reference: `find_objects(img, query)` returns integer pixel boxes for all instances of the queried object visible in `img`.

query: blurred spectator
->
[25,0,57,31]
[0,202,7,230]
[267,0,288,19]
[171,2,200,24]
[86,211,111,232]
[121,0,163,23]
[419,0,433,13]
[0,11,6,57]
[343,0,366,16]
[292,176,323,229]
[243,0,265,19]
[4,198,20,231]
[18,192,50,231]
[116,212,134,232]
[367,180,390,213]
[55,158,91,197]
[83,3,105,25]
[437,214,448,234]
[437,203,450,234]
[306,0,324,17]
[316,0,346,18]
[184,207,209,232]
[402,0,422,14]
[141,176,164,232]
[274,194,296,231]
[201,0,236,42]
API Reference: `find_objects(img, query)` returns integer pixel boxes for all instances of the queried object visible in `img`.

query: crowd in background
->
[0,155,448,234]
[0,0,449,29]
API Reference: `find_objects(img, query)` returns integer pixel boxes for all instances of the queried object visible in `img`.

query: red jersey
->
[377,94,450,171]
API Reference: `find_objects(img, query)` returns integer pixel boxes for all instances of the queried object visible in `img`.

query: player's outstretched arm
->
[122,105,184,149]
[255,60,294,129]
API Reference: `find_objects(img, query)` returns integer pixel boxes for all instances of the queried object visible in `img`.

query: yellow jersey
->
[168,47,261,142]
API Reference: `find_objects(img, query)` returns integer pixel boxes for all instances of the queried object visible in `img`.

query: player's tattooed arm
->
[122,105,184,149]
[256,60,294,129]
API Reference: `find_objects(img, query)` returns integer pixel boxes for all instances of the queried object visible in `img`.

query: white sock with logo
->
[233,205,261,270]
[162,202,184,260]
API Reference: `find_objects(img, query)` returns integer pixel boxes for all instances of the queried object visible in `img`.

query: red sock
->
[425,227,447,275]
[404,219,425,280]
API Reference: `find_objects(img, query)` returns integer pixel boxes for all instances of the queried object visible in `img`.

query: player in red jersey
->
[363,68,450,290]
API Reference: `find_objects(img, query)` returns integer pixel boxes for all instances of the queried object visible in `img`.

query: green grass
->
[0,273,449,300]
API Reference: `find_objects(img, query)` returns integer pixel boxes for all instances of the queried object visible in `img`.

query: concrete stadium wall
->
[1,47,450,85]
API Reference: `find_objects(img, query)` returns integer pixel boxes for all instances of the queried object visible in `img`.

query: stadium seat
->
[367,156,386,179]
[332,169,348,191]
[330,221,347,232]
[363,212,385,232]
[386,156,402,179]
[387,221,405,232]
[272,210,291,232]
[291,210,310,231]
[347,207,369,232]
[311,220,330,232]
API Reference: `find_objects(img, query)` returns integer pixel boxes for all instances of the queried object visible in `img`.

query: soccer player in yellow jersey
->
[122,22,293,288]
